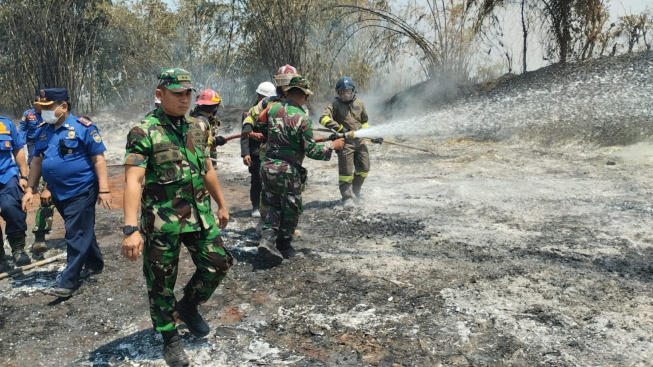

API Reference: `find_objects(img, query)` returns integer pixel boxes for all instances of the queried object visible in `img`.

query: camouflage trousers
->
[32,203,55,233]
[260,164,303,239]
[143,226,233,332]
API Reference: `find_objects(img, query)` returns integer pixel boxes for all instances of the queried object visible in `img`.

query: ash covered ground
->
[1,52,653,367]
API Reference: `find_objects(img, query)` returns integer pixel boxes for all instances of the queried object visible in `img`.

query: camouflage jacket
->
[319,97,368,132]
[261,100,334,169]
[123,107,214,235]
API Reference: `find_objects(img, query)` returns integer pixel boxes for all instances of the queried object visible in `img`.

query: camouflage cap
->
[284,75,313,95]
[157,68,195,92]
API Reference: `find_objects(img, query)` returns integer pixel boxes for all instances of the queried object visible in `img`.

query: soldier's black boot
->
[177,296,210,337]
[276,235,295,257]
[32,231,47,254]
[8,232,30,266]
[0,235,9,273]
[258,228,282,263]
[161,330,190,367]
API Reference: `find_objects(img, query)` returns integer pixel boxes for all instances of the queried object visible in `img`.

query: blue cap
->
[35,88,69,106]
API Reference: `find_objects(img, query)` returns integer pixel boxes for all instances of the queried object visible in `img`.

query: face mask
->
[339,91,353,102]
[42,104,62,124]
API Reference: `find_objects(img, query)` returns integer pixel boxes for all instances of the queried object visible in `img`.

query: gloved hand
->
[371,137,383,144]
[214,136,227,146]
[339,126,349,133]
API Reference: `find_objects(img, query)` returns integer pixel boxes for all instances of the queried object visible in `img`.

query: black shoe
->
[44,287,75,298]
[176,297,210,337]
[258,228,283,263]
[162,331,190,366]
[276,236,296,257]
[80,265,103,278]
[32,232,48,254]
[13,252,31,267]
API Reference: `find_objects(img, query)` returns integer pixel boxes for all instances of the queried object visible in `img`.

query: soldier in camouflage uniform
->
[242,65,297,235]
[122,68,232,366]
[257,75,344,263]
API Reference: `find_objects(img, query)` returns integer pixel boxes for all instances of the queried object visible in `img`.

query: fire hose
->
[107,133,243,167]
[314,131,431,153]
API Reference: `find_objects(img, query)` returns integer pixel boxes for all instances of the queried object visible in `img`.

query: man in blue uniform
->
[19,99,42,165]
[20,99,54,254]
[21,88,112,298]
[0,116,30,271]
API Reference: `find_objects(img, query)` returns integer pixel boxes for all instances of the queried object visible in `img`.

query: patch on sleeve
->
[92,132,102,143]
[21,116,26,122]
[77,117,93,126]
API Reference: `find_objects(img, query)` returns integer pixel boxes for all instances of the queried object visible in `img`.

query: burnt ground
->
[2,51,653,366]
[1,135,653,367]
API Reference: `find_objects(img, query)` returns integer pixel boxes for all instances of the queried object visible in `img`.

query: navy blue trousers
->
[52,185,103,290]
[0,176,27,235]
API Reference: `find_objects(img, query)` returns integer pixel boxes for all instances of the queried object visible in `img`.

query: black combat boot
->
[258,228,282,263]
[7,232,30,266]
[0,235,9,273]
[32,231,47,254]
[276,235,295,257]
[176,296,210,337]
[161,330,190,367]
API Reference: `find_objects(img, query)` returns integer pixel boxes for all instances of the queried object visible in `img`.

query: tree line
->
[0,0,649,115]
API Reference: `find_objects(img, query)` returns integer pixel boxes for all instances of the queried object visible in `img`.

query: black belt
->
[266,152,308,183]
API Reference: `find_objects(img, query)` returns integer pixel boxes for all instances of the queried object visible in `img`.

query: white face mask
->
[41,104,63,124]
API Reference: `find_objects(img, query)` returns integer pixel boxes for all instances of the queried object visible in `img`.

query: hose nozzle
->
[328,131,355,140]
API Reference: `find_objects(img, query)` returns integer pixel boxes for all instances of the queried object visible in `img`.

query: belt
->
[266,152,308,183]
[26,138,36,143]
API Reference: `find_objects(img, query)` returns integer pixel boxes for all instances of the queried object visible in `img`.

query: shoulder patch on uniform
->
[92,132,102,143]
[21,116,26,121]
[77,117,93,126]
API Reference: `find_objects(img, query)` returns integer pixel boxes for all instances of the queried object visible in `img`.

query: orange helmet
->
[274,64,297,87]
[196,89,221,105]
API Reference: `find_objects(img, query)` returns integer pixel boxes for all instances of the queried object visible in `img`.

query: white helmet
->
[256,81,276,97]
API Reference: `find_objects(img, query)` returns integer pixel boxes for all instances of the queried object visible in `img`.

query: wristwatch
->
[122,225,139,235]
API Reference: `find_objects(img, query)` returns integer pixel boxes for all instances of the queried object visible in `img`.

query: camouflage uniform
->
[124,106,233,332]
[259,77,335,241]
[320,97,370,201]
[32,194,54,233]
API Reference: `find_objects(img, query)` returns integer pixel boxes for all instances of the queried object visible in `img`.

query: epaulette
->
[77,116,93,126]
[37,122,46,128]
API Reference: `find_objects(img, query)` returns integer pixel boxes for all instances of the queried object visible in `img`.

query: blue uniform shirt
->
[20,108,43,142]
[0,117,23,185]
[34,114,106,201]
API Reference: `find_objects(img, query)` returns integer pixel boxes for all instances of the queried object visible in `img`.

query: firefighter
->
[189,89,227,162]
[241,81,276,218]
[320,77,380,208]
